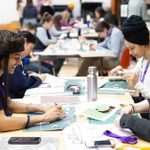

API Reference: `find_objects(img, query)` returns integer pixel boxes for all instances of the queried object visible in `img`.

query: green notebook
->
[83,105,120,122]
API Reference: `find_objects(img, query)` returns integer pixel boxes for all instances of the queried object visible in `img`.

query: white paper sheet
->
[63,123,133,150]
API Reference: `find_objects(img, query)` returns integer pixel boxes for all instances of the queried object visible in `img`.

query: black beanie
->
[122,15,149,45]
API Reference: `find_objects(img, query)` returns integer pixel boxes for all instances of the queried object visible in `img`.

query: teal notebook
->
[24,106,76,131]
[98,81,127,95]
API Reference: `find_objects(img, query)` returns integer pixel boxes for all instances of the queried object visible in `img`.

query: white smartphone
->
[85,139,115,148]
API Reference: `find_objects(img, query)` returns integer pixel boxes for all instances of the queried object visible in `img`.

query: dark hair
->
[23,23,36,31]
[53,14,62,30]
[18,31,36,44]
[95,6,106,18]
[104,13,118,27]
[26,0,33,6]
[0,30,24,97]
[95,21,110,32]
[41,12,53,24]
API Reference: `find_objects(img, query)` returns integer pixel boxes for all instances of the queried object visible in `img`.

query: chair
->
[119,48,130,69]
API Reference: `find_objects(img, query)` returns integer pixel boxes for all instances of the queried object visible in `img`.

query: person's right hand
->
[42,106,65,122]
[121,105,133,115]
[110,66,123,75]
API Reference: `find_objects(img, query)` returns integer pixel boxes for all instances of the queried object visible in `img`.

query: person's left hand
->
[124,71,139,89]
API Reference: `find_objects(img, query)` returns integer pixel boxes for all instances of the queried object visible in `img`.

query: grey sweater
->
[97,27,125,60]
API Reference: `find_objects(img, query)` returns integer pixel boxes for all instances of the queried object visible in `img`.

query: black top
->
[8,65,42,98]
[120,99,150,142]
[40,5,54,16]
[0,76,9,116]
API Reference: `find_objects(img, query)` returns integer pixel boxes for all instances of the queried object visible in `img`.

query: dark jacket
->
[40,5,54,16]
[23,6,37,19]
[120,99,150,142]
[8,65,42,98]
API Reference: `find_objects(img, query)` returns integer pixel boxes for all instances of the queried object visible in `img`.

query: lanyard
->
[140,60,150,83]
[104,130,138,144]
[0,81,5,98]
[108,27,113,37]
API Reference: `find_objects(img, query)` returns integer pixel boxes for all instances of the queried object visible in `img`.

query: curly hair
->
[0,30,24,98]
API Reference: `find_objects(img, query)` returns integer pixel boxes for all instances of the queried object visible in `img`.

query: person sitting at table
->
[35,12,64,75]
[60,10,74,28]
[114,16,150,140]
[0,30,64,131]
[8,31,54,98]
[110,15,150,100]
[21,22,36,35]
[20,31,53,74]
[35,12,56,50]
[115,99,150,142]
[94,6,106,22]
[50,14,68,39]
[76,21,125,76]
[112,15,150,120]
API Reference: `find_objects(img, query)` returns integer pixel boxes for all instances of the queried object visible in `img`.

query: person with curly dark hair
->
[0,30,64,131]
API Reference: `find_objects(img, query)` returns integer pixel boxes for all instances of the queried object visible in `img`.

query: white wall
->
[0,0,19,24]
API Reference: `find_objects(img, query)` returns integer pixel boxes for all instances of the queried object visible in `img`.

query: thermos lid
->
[88,66,97,74]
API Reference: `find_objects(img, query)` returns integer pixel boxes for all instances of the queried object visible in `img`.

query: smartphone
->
[8,137,41,145]
[85,139,115,148]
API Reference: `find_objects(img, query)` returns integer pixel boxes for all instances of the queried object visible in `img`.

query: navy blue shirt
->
[8,65,42,98]
[0,76,9,116]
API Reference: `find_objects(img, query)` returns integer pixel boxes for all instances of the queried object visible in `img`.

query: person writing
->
[0,30,64,131]
[76,21,125,76]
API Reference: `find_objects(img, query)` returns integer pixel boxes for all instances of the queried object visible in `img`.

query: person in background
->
[21,22,36,35]
[50,14,68,39]
[35,12,56,50]
[16,0,25,26]
[66,2,75,18]
[21,31,53,74]
[0,30,64,131]
[22,0,38,26]
[8,31,48,98]
[76,21,125,76]
[60,11,73,28]
[94,6,106,22]
[128,0,150,20]
[104,12,119,27]
[35,12,64,75]
[40,0,54,17]
[113,17,150,143]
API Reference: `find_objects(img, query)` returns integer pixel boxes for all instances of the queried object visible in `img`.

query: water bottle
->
[87,66,97,101]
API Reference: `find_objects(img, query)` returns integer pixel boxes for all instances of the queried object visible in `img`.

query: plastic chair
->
[119,48,130,69]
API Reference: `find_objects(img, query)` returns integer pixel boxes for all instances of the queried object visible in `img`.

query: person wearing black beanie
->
[114,15,150,142]
[122,15,149,45]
